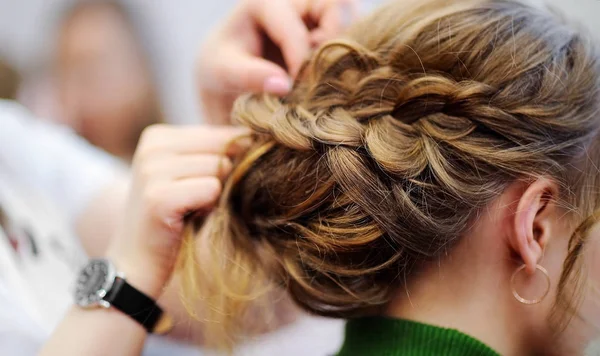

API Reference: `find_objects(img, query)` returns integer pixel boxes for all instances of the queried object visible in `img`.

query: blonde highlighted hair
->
[180,0,600,348]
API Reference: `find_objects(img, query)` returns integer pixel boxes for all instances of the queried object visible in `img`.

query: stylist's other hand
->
[106,124,247,298]
[198,0,358,124]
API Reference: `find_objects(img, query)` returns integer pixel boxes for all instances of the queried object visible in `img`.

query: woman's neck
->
[384,232,536,356]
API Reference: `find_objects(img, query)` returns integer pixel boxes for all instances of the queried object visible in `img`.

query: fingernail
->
[263,76,292,94]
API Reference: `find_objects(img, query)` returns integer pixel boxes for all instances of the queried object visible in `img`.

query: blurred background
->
[1,0,598,158]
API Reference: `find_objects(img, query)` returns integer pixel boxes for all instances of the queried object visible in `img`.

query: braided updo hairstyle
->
[180,0,600,347]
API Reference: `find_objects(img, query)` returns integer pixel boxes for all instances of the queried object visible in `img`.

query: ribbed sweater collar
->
[337,317,500,356]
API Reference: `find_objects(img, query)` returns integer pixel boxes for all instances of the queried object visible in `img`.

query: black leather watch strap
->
[105,277,163,333]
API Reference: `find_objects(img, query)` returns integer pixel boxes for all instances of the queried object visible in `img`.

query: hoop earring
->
[510,264,551,305]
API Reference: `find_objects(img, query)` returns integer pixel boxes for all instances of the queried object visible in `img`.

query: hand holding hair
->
[105,124,248,299]
[197,0,358,124]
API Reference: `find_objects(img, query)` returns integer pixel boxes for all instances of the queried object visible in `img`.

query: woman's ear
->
[511,178,559,275]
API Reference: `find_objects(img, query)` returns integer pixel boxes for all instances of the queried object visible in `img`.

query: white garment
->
[0,173,84,354]
[0,99,125,224]
[0,100,124,355]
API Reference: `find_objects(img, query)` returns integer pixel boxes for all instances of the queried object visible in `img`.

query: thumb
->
[216,49,292,95]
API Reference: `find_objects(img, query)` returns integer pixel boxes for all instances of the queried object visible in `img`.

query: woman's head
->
[56,0,162,160]
[183,0,600,352]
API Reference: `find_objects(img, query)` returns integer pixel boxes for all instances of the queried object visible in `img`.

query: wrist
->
[109,256,168,300]
[74,257,173,334]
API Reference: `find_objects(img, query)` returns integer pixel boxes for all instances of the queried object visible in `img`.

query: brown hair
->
[180,0,600,347]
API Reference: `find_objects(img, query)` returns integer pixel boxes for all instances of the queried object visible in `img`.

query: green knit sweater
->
[336,317,500,356]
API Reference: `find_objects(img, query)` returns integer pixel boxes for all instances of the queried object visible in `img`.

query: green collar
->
[337,317,500,356]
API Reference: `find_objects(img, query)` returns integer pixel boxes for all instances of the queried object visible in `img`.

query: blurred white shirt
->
[0,99,117,354]
[0,99,125,223]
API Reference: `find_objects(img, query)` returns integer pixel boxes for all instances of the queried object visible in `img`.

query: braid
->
[225,23,599,312]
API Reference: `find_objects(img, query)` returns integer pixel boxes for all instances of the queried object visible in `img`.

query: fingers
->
[249,0,310,77]
[198,0,359,104]
[142,176,222,231]
[133,125,246,222]
[144,155,233,182]
[161,177,223,216]
[217,47,291,95]
[137,124,250,156]
[172,155,233,181]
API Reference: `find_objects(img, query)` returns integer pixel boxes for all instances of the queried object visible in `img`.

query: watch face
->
[74,259,115,307]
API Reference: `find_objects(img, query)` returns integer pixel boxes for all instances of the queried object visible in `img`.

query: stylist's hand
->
[106,124,247,298]
[198,0,358,124]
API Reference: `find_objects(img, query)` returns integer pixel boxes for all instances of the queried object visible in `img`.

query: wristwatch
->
[74,258,173,334]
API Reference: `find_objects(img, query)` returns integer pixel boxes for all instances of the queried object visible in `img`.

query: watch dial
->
[75,259,110,306]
